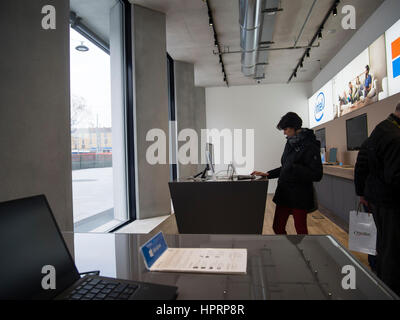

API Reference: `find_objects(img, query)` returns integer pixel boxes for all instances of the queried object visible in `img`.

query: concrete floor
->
[72,167,114,223]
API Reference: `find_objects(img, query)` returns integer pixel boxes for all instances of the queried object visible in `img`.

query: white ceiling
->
[70,0,119,45]
[130,0,384,87]
[72,0,385,87]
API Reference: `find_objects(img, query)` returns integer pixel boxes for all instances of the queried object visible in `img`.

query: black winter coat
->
[268,129,323,211]
[354,114,400,209]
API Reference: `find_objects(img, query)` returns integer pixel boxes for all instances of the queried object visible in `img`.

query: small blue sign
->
[314,92,325,122]
[140,232,168,269]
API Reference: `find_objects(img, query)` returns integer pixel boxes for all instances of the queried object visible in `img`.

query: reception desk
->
[169,178,268,234]
[314,165,358,231]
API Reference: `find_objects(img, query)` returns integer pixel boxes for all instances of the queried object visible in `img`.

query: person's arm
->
[382,137,400,187]
[267,167,281,179]
[354,139,370,208]
[290,147,323,183]
[251,171,270,177]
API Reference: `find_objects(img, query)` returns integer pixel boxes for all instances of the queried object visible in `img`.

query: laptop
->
[0,195,178,300]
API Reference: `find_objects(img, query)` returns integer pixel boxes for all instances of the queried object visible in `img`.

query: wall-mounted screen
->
[308,81,334,128]
[386,18,400,96]
[346,114,368,151]
[315,128,326,149]
[309,18,400,128]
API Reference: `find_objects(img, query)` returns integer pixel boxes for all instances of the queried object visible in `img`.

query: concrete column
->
[131,5,170,219]
[174,61,207,178]
[0,0,73,231]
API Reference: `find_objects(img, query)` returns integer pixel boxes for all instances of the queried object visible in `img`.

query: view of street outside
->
[70,27,115,231]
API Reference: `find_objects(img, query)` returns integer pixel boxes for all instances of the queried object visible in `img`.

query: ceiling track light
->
[332,6,338,16]
[206,0,228,86]
[288,0,339,83]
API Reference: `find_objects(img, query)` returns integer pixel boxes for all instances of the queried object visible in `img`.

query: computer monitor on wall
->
[315,128,326,150]
[346,114,368,151]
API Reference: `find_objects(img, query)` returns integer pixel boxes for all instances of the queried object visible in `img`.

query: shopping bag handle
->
[357,202,372,215]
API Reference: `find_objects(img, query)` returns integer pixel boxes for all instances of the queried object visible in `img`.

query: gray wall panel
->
[174,61,206,179]
[132,5,171,219]
[0,0,73,231]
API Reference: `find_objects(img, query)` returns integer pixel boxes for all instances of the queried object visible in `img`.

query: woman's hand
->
[251,171,269,177]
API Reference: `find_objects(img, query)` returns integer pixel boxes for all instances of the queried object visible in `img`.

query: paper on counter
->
[150,248,247,275]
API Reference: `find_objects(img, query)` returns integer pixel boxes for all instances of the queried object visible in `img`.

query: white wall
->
[206,82,312,193]
[312,0,400,93]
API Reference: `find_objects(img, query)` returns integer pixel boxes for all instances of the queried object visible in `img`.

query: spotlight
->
[209,14,213,26]
[306,50,310,58]
[214,39,218,47]
[318,30,323,40]
[333,6,337,16]
[75,41,89,52]
[294,70,297,78]
[300,60,304,68]
[219,56,223,64]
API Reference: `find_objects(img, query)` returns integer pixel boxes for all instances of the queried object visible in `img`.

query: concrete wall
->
[206,82,312,193]
[131,5,171,219]
[312,0,400,93]
[0,0,73,231]
[174,61,206,178]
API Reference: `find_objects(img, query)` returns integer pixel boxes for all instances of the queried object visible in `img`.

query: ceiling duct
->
[239,0,279,79]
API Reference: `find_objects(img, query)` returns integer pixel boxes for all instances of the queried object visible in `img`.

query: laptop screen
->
[0,195,80,299]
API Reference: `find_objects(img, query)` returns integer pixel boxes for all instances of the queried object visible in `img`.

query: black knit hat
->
[277,112,303,131]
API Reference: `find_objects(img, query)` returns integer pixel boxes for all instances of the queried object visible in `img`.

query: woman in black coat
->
[252,112,323,234]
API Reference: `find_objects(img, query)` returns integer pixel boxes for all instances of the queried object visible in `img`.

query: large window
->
[69,0,129,232]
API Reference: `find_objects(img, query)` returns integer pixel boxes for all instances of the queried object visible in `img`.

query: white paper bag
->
[348,209,377,255]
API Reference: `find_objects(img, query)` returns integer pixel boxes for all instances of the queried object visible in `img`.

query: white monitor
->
[205,143,215,174]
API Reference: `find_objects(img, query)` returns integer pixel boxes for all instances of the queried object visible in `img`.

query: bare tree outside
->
[71,94,93,134]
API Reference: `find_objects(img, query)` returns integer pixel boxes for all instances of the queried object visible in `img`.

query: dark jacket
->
[354,114,400,209]
[268,129,323,211]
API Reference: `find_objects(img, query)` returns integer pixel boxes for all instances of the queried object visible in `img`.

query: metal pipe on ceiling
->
[70,11,110,55]
[239,0,264,77]
[215,43,320,55]
[293,0,318,48]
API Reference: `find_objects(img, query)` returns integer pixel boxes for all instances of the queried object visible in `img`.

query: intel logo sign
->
[314,92,325,122]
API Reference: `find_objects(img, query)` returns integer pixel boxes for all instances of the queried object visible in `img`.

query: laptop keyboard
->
[66,278,139,300]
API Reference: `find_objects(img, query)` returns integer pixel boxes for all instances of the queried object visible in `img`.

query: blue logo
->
[314,92,325,122]
[140,232,168,269]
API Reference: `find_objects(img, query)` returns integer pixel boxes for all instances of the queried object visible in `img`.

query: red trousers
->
[273,205,309,235]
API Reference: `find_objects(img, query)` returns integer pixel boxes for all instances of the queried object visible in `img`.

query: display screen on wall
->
[309,18,400,128]
[315,128,326,149]
[308,80,334,128]
[346,114,368,151]
[386,18,400,96]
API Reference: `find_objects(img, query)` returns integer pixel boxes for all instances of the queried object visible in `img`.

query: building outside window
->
[69,0,129,232]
